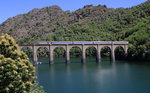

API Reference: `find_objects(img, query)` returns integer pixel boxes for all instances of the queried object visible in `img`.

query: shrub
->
[0,34,43,93]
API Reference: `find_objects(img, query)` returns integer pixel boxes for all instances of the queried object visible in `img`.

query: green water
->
[36,57,150,93]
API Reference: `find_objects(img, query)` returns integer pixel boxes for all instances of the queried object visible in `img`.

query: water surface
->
[36,57,150,93]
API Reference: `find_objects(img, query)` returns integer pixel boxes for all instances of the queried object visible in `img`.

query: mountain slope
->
[0,5,114,42]
[0,0,150,61]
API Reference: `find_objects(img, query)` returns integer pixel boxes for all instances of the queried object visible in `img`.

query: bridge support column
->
[66,45,70,64]
[111,44,115,62]
[33,46,38,64]
[82,45,86,63]
[96,45,101,63]
[124,45,128,57]
[49,46,54,64]
[96,51,101,63]
[50,51,54,64]
[66,51,70,64]
[82,51,86,63]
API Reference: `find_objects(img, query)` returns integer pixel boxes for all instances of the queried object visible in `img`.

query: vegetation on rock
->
[0,1,150,61]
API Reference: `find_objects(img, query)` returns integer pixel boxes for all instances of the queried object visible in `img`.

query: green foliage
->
[54,47,65,57]
[1,1,150,61]
[70,47,81,57]
[124,18,150,60]
[0,34,44,93]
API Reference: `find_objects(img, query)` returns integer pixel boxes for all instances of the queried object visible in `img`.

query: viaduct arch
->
[19,41,129,64]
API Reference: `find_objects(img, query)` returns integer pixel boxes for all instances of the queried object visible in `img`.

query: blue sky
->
[0,0,147,24]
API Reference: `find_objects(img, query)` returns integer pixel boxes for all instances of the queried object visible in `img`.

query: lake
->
[35,57,150,93]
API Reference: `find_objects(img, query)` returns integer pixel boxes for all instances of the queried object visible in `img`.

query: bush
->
[0,34,44,93]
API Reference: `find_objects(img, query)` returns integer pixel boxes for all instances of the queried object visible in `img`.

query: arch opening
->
[69,46,82,63]
[21,47,33,62]
[100,46,111,61]
[115,46,125,60]
[53,47,66,64]
[85,46,97,63]
[37,47,49,63]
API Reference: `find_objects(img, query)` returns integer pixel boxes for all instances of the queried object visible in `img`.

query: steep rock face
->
[0,5,113,41]
[0,6,66,39]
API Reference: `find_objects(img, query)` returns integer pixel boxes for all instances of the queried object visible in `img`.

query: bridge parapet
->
[38,41,129,45]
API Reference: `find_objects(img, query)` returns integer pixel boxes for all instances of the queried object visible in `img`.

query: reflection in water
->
[36,57,150,93]
[66,65,72,85]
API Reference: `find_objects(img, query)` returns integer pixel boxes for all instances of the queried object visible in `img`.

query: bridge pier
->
[82,51,86,63]
[66,51,70,64]
[124,45,128,57]
[96,51,101,63]
[33,46,38,64]
[111,44,115,62]
[111,50,115,62]
[49,46,54,64]
[96,45,101,63]
[123,45,128,60]
[49,51,54,64]
[65,45,70,64]
[82,45,86,63]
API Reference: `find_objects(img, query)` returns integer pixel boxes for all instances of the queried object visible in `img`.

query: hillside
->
[0,5,113,42]
[0,0,150,61]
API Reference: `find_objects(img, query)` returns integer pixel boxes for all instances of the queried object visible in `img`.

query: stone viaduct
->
[19,41,129,64]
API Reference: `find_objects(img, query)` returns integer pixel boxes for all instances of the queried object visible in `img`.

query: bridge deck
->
[19,41,129,46]
[38,41,129,45]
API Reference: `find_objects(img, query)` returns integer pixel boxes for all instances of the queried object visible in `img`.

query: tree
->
[0,34,43,93]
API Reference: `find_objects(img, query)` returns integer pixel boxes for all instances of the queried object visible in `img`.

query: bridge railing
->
[38,41,129,45]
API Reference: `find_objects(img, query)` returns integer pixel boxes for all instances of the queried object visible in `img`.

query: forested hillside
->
[0,0,150,61]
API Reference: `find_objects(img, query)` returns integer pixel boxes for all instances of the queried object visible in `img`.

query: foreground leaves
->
[0,34,44,93]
